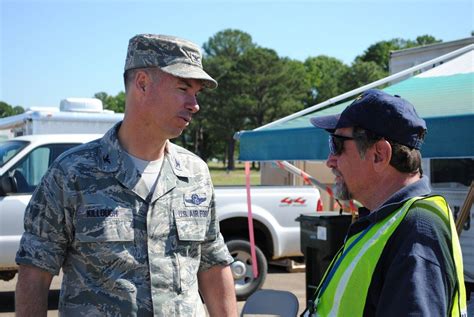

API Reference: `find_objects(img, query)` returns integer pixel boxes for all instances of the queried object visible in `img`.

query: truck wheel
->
[226,239,267,300]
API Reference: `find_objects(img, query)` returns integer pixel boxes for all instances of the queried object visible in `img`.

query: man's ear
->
[135,71,150,94]
[373,140,391,171]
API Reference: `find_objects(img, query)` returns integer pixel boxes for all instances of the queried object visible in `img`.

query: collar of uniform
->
[97,122,145,194]
[97,123,189,177]
[97,122,123,173]
[165,142,191,178]
[349,177,432,234]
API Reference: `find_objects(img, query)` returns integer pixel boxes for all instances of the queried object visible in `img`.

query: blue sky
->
[1,0,473,109]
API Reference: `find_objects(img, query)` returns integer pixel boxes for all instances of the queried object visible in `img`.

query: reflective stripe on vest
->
[312,196,467,317]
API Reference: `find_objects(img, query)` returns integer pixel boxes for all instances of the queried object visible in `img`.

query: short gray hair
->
[123,67,163,92]
[353,127,422,174]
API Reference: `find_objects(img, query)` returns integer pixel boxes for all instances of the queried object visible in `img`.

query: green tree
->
[203,29,254,60]
[356,39,407,73]
[0,101,24,118]
[414,34,441,46]
[198,30,311,169]
[235,48,309,127]
[94,92,125,113]
[341,60,386,92]
[356,36,442,72]
[203,47,310,170]
[197,59,249,168]
[304,55,349,106]
[186,29,256,166]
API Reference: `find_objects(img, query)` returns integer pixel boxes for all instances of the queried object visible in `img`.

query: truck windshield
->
[0,140,29,167]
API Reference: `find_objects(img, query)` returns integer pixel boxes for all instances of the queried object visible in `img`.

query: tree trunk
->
[227,138,235,170]
[194,125,207,161]
[194,127,199,155]
[223,144,228,167]
[180,133,187,148]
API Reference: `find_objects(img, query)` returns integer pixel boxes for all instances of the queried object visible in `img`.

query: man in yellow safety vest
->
[305,89,467,316]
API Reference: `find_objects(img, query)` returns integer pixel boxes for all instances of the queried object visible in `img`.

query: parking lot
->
[0,265,306,316]
[3,267,473,316]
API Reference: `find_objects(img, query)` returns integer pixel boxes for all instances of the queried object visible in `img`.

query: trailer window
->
[430,158,474,188]
[0,140,29,167]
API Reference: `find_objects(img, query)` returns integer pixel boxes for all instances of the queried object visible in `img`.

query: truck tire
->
[226,239,267,300]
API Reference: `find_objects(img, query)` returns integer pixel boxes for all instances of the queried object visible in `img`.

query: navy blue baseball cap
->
[310,89,427,149]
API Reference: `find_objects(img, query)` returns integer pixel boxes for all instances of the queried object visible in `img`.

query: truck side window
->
[8,143,79,194]
[430,158,474,188]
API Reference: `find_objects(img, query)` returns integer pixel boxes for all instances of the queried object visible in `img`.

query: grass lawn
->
[208,162,261,186]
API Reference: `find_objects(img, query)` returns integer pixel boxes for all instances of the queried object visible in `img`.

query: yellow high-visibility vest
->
[311,196,467,317]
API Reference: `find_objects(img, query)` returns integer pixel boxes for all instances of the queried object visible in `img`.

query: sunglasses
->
[329,133,355,155]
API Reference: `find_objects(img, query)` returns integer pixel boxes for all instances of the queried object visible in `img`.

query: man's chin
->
[333,182,352,201]
[168,127,186,139]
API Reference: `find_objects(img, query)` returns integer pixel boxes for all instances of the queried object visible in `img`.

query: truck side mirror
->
[0,173,15,196]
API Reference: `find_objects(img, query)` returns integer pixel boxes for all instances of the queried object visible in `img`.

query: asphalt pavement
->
[0,265,306,316]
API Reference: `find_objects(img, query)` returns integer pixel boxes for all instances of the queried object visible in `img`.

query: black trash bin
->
[296,213,352,304]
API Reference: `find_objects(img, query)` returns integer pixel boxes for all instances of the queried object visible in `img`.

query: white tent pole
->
[239,43,474,133]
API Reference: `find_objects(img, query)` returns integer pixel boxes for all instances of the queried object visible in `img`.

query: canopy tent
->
[237,46,474,161]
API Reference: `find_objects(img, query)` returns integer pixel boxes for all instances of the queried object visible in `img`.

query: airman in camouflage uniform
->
[15,34,237,317]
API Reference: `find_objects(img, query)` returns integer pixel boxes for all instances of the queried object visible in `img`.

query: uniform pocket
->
[75,206,134,242]
[174,190,210,242]
[173,216,206,293]
[174,216,208,242]
[172,207,209,293]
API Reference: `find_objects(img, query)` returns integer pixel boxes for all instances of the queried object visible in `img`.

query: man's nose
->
[326,153,337,169]
[186,96,200,113]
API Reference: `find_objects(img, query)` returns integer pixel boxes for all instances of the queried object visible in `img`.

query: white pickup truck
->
[0,134,322,300]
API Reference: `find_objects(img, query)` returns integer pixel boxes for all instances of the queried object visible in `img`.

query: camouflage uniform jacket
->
[16,124,233,316]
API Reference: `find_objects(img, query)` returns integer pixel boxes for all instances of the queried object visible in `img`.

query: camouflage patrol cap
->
[124,34,217,89]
